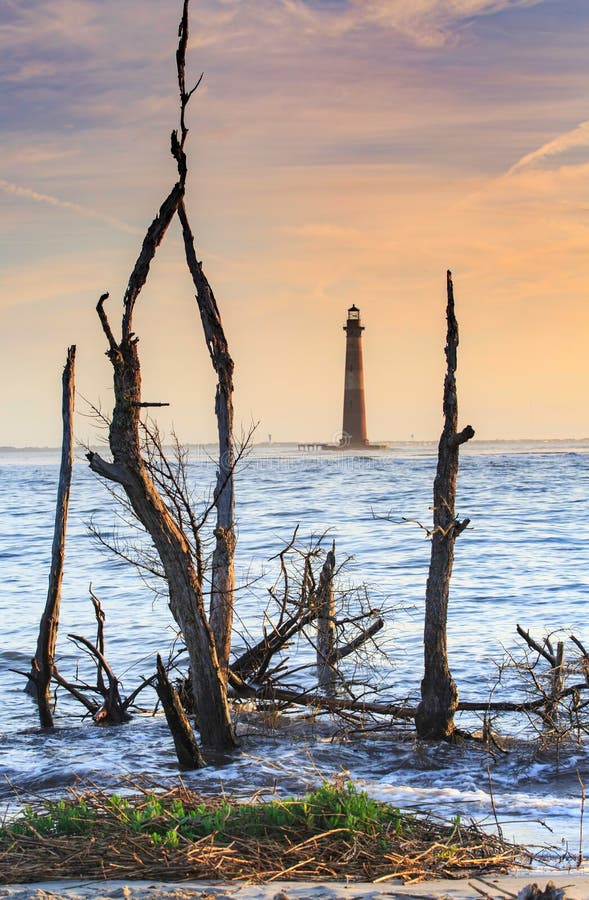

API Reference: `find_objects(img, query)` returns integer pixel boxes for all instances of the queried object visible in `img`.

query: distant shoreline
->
[1,438,589,454]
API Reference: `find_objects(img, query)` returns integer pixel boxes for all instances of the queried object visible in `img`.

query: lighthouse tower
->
[341,305,368,448]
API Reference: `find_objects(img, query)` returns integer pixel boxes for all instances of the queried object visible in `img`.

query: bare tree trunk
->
[415,271,474,740]
[549,641,565,729]
[88,290,236,751]
[316,542,336,687]
[156,655,205,768]
[86,1,236,752]
[177,200,235,680]
[27,346,76,727]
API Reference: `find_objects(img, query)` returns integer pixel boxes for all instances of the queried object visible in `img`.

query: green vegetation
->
[2,782,403,846]
[0,780,524,885]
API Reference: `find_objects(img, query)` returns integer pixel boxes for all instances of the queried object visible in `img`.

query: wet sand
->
[1,873,588,900]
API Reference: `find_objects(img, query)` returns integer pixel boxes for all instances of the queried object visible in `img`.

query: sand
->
[1,873,588,900]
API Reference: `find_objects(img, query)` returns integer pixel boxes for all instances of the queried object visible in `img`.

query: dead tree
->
[315,541,337,687]
[229,536,387,720]
[177,202,235,679]
[415,271,474,740]
[45,589,153,724]
[455,627,589,745]
[155,654,205,768]
[27,346,76,727]
[516,626,565,728]
[86,0,237,752]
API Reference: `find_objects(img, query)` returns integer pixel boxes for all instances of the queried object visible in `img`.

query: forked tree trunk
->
[88,283,236,751]
[178,200,235,680]
[28,346,76,727]
[415,271,474,740]
[86,1,236,752]
[88,290,236,750]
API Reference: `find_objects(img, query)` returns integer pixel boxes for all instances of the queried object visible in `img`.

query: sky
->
[1,0,588,446]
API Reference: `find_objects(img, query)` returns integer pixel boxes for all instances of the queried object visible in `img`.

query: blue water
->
[1,442,588,860]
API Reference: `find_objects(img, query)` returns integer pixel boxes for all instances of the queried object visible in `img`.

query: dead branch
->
[457,682,589,714]
[231,606,318,682]
[67,633,130,724]
[27,346,76,728]
[252,684,415,721]
[131,402,171,408]
[51,666,100,716]
[89,587,106,695]
[334,617,384,662]
[140,422,204,580]
[517,624,556,667]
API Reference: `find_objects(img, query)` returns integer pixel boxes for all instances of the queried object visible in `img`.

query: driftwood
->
[451,626,589,756]
[155,654,204,768]
[27,346,76,727]
[86,0,236,753]
[415,271,474,740]
[259,685,415,719]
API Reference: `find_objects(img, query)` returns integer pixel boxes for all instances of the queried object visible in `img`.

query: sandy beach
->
[1,874,588,900]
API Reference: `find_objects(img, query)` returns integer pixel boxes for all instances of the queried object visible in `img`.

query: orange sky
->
[1,0,588,445]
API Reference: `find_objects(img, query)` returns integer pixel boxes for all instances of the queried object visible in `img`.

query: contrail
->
[506,120,589,176]
[0,178,143,235]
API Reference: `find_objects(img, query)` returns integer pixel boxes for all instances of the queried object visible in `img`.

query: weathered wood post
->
[27,346,76,728]
[415,271,474,740]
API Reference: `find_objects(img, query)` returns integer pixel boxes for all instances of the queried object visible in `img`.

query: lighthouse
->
[341,305,368,447]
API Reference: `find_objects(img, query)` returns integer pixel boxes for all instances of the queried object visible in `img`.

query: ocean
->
[1,441,588,861]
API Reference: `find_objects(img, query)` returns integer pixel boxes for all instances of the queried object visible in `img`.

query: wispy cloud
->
[225,0,545,47]
[0,179,142,235]
[338,0,544,46]
[507,120,589,175]
[3,61,60,83]
[179,0,546,51]
[0,0,98,52]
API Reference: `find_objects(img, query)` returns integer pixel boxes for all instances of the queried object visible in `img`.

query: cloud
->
[177,0,546,52]
[273,0,546,47]
[0,179,142,235]
[341,0,543,46]
[507,120,589,175]
[0,0,98,52]
[3,61,60,83]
